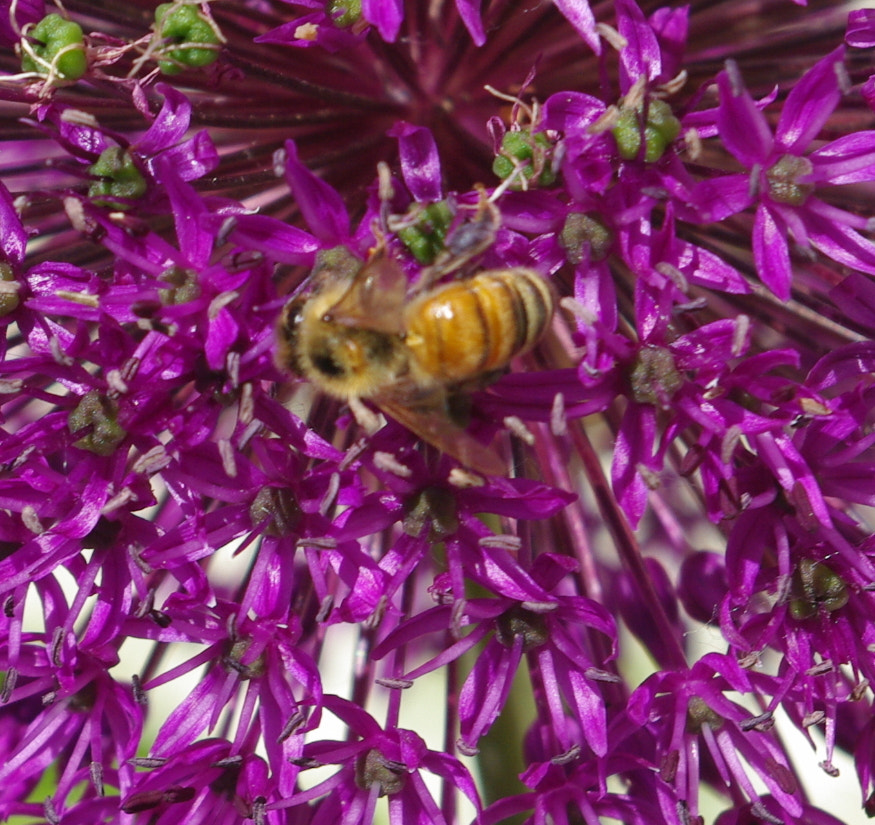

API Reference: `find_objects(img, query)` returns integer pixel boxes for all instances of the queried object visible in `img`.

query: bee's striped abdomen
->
[405,268,554,386]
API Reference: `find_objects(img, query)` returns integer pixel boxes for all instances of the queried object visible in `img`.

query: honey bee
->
[276,244,554,475]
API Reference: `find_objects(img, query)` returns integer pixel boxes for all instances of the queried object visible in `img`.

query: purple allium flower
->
[0,0,874,823]
[373,552,615,757]
[711,47,875,300]
[271,695,481,824]
[617,653,806,822]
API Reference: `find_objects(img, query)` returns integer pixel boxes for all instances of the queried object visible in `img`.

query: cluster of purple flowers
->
[0,0,874,822]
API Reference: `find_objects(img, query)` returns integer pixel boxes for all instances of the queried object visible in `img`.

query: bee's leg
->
[445,390,472,429]
[420,186,501,284]
[444,366,509,427]
[451,368,509,395]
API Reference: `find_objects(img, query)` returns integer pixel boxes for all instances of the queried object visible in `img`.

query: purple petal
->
[254,17,317,47]
[808,131,875,185]
[611,402,657,527]
[846,9,875,48]
[683,242,749,293]
[156,165,213,267]
[529,553,578,589]
[455,0,485,46]
[282,140,350,243]
[616,0,661,91]
[418,750,482,811]
[552,652,608,755]
[255,15,366,52]
[827,274,875,336]
[0,0,43,46]
[498,190,565,233]
[542,92,606,136]
[649,5,688,80]
[26,261,94,296]
[205,306,239,370]
[223,214,320,266]
[610,557,680,670]
[0,180,26,265]
[719,730,804,818]
[462,478,576,520]
[801,200,875,276]
[688,174,753,222]
[553,0,600,54]
[136,85,192,157]
[575,260,618,329]
[53,109,108,159]
[672,319,741,370]
[678,551,728,624]
[756,432,831,528]
[152,671,223,755]
[776,46,845,153]
[459,642,521,745]
[817,462,875,509]
[716,62,774,166]
[388,122,443,203]
[863,75,875,113]
[152,131,219,182]
[753,204,791,300]
[362,0,402,41]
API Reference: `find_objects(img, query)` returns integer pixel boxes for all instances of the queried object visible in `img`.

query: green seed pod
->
[21,13,87,83]
[155,3,221,75]
[789,559,849,621]
[397,201,453,264]
[88,147,147,208]
[68,391,127,456]
[492,129,557,188]
[612,99,681,162]
[0,262,20,317]
[326,0,363,28]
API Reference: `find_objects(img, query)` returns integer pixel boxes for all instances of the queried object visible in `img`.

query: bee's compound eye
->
[276,296,311,377]
[311,347,348,379]
[281,296,308,331]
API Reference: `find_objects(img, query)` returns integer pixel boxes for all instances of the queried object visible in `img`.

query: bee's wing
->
[374,387,507,477]
[325,247,408,335]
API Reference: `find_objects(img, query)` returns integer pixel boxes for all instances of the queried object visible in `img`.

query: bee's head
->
[303,323,406,399]
[277,290,407,399]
